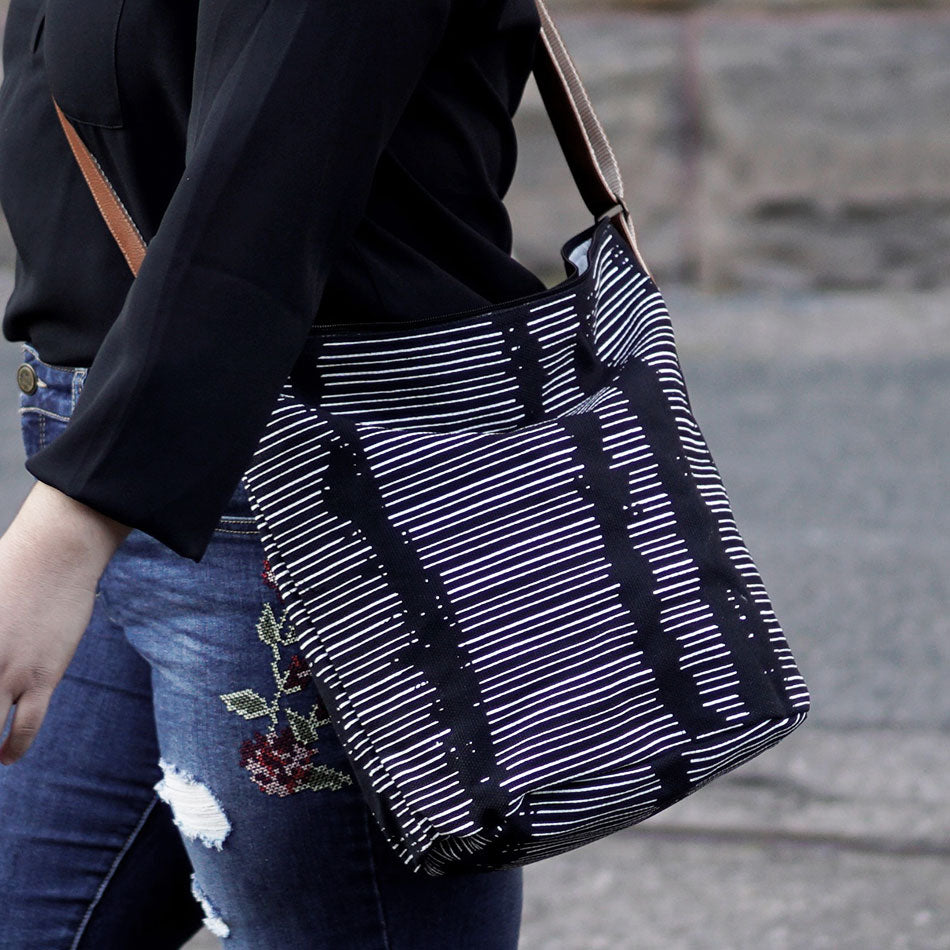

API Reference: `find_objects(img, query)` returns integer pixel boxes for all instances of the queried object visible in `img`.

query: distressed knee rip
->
[190,872,231,939]
[154,757,232,851]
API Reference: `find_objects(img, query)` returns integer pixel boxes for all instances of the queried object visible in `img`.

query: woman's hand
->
[0,481,132,765]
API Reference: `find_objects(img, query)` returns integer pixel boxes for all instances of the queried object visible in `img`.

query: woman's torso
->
[0,0,548,365]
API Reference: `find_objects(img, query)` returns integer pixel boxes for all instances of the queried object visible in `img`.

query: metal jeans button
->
[16,363,38,395]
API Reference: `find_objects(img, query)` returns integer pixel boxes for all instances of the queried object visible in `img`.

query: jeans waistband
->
[18,344,89,420]
[16,343,259,528]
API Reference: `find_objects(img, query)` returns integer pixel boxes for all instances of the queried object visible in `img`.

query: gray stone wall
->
[1,4,948,289]
[508,8,950,289]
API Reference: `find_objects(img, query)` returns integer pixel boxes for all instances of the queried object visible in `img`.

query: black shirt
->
[0,0,548,561]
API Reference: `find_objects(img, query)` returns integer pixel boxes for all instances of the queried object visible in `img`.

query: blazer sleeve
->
[24,0,453,562]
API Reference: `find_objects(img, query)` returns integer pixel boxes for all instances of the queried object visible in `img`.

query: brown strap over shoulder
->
[53,99,147,276]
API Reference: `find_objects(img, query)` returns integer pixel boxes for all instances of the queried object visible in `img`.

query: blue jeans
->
[0,344,523,949]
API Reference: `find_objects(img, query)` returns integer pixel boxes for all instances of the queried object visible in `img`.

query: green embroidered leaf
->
[256,604,281,646]
[298,763,353,792]
[220,689,272,720]
[278,618,300,646]
[287,708,318,746]
[309,706,331,729]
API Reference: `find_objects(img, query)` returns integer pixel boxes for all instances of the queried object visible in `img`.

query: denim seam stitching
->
[70,794,160,950]
[71,371,86,411]
[18,406,72,423]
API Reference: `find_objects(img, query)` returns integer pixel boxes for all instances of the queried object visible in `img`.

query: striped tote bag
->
[238,1,810,875]
[55,0,809,878]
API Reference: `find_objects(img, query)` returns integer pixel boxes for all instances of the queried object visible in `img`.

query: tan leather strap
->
[54,0,646,280]
[53,99,147,276]
[532,0,644,263]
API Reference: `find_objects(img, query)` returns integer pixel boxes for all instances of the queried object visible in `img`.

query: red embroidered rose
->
[283,653,312,691]
[260,557,280,593]
[221,597,350,797]
[310,693,330,722]
[239,726,314,797]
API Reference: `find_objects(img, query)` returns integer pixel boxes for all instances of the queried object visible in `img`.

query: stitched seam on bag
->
[77,132,145,243]
[70,796,159,950]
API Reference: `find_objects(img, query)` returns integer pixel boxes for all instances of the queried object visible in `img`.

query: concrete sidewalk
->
[1,272,947,947]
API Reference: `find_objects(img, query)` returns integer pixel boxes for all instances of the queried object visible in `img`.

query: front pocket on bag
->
[43,0,127,128]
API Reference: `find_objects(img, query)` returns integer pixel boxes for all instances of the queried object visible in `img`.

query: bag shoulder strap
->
[532,0,642,258]
[53,101,147,275]
[54,0,647,280]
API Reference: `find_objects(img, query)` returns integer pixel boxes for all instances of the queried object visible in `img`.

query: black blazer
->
[0,0,548,561]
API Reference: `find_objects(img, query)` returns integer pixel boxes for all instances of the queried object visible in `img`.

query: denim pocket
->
[17,345,87,460]
[19,403,43,459]
[214,478,260,537]
[20,407,60,459]
[19,398,73,459]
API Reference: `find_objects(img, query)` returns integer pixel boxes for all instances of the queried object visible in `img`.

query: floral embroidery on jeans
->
[260,557,281,598]
[218,562,352,797]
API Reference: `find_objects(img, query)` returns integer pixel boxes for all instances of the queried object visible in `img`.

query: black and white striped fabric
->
[241,215,810,876]
[48,0,808,878]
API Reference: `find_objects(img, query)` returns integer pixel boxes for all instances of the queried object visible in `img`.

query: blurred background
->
[1,0,948,947]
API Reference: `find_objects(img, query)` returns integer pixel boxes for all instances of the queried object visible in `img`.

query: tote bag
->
[55,0,809,877]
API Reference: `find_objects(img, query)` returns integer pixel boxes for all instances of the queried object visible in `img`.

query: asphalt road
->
[1,272,948,948]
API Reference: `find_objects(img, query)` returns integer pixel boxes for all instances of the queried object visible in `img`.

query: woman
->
[0,0,548,945]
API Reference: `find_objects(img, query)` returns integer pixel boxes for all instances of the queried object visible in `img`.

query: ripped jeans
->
[0,344,524,949]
